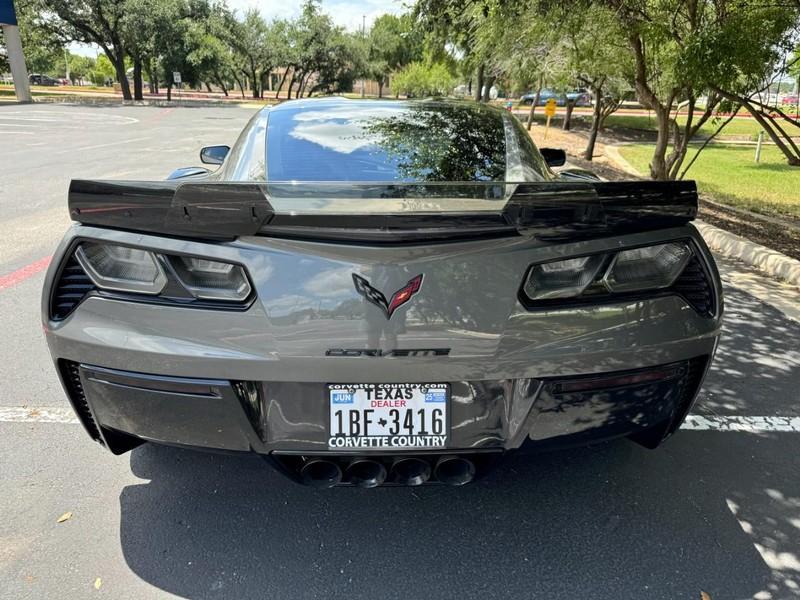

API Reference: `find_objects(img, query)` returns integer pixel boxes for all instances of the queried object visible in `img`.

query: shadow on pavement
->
[698,286,800,417]
[119,432,800,599]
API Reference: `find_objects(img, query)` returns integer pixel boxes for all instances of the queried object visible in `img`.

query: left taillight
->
[51,242,253,320]
[76,243,167,295]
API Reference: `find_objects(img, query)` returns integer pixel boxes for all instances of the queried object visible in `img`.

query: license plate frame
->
[327,383,449,451]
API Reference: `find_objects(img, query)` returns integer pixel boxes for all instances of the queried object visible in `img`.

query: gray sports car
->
[42,98,722,487]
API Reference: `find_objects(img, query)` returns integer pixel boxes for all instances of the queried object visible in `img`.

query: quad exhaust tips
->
[391,457,431,486]
[291,454,480,487]
[299,459,342,488]
[345,458,387,488]
[434,456,476,486]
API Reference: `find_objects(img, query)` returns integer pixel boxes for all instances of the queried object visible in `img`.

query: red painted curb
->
[0,256,52,292]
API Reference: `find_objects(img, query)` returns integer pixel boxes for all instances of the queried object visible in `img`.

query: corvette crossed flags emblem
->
[352,273,423,319]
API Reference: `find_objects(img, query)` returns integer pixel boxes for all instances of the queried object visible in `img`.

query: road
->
[1,103,799,600]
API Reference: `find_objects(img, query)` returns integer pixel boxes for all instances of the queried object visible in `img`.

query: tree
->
[557,4,632,160]
[366,14,422,97]
[594,0,800,178]
[415,0,491,102]
[1,0,65,76]
[67,53,96,84]
[41,0,133,99]
[183,5,237,96]
[391,61,455,97]
[230,8,271,98]
[700,6,800,166]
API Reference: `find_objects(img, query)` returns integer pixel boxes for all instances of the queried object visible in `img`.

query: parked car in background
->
[566,88,592,106]
[520,89,591,106]
[520,88,564,106]
[29,74,60,86]
[781,94,799,106]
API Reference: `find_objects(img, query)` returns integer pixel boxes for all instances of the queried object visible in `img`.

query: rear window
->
[266,102,507,182]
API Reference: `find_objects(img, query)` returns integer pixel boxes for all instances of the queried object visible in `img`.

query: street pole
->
[361,15,366,98]
[64,47,70,82]
[755,131,763,163]
[1,23,32,102]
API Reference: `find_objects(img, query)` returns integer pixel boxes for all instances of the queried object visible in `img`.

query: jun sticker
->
[331,390,354,404]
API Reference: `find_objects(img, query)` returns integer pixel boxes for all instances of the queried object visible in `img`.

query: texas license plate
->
[328,383,448,450]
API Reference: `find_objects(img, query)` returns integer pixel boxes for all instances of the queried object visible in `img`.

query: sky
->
[70,0,407,56]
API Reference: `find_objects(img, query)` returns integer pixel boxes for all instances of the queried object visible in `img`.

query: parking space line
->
[55,136,150,155]
[0,407,79,424]
[1,407,798,433]
[0,256,52,291]
[682,415,800,432]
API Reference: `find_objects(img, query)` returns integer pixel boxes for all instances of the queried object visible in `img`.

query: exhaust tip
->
[345,459,387,488]
[391,458,431,486]
[434,456,475,486]
[300,459,342,488]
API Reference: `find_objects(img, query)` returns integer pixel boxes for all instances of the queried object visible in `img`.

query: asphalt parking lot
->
[1,103,799,600]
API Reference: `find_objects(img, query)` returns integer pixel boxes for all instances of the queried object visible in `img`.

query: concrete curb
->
[695,221,800,288]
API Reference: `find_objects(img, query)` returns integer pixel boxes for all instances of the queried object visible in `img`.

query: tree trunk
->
[235,74,245,99]
[108,50,132,100]
[286,70,297,99]
[525,82,542,131]
[482,76,495,102]
[583,87,603,161]
[167,83,172,102]
[132,56,143,101]
[712,86,800,166]
[299,73,309,97]
[205,82,212,93]
[275,69,289,99]
[378,78,383,98]
[650,105,671,180]
[562,99,575,131]
[146,60,156,94]
[474,64,484,102]
[250,66,259,98]
[213,69,228,96]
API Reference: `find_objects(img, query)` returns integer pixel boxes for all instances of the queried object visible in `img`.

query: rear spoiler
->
[68,179,697,243]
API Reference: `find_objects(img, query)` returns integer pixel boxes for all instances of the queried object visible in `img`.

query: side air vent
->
[51,255,95,320]
[59,360,103,443]
[673,255,715,317]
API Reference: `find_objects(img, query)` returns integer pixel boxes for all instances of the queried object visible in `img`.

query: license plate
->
[328,383,448,450]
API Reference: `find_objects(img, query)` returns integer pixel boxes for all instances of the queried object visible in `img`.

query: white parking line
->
[0,407,798,432]
[682,415,800,432]
[55,136,150,154]
[0,407,79,424]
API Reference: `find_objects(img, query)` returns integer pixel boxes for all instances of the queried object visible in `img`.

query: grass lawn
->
[619,144,800,219]
[602,113,771,138]
[518,110,772,139]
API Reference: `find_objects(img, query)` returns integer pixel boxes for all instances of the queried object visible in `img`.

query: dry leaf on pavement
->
[94,577,102,590]
[56,512,72,523]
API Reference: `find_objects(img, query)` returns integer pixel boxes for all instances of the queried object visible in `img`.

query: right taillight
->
[521,240,704,309]
[602,242,691,293]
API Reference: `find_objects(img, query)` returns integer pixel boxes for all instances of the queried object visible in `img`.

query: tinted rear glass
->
[266,102,507,182]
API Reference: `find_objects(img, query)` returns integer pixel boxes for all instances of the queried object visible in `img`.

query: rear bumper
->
[43,223,723,463]
[59,355,712,457]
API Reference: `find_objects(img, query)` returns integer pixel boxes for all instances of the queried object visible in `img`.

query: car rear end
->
[42,100,722,487]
